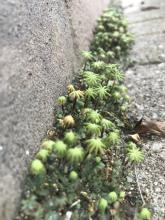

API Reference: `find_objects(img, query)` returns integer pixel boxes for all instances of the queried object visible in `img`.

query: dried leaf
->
[135,117,165,135]
[129,133,141,143]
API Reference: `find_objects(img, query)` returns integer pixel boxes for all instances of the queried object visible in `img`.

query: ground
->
[121,0,165,219]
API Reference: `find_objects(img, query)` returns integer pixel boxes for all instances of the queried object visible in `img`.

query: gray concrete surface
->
[0,1,110,219]
[122,0,165,219]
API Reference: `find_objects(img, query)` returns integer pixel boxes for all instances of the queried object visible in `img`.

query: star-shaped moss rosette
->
[58,96,67,106]
[95,86,109,100]
[62,115,75,127]
[85,123,101,136]
[127,145,144,163]
[41,140,56,152]
[36,149,50,162]
[82,71,101,87]
[30,159,46,175]
[139,208,151,220]
[86,138,106,155]
[69,90,84,100]
[108,191,118,204]
[91,61,106,71]
[67,84,75,94]
[117,85,128,94]
[69,171,79,182]
[98,198,108,213]
[105,64,123,82]
[108,131,120,145]
[86,109,102,123]
[81,51,93,61]
[53,140,67,158]
[64,131,77,146]
[67,147,84,164]
[112,91,122,101]
[100,118,115,131]
[85,87,96,99]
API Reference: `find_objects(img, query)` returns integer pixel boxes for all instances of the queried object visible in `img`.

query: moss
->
[15,8,147,220]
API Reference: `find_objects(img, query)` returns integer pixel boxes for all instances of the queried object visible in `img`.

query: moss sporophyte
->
[16,8,150,220]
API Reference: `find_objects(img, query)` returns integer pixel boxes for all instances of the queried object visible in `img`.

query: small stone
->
[160,151,165,160]
[127,176,133,183]
[155,188,161,193]
[151,143,162,152]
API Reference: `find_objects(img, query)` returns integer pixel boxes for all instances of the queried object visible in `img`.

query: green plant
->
[127,144,144,163]
[58,96,67,105]
[92,61,106,71]
[95,86,109,99]
[100,118,114,130]
[30,159,46,175]
[98,198,108,213]
[86,109,102,123]
[119,191,126,199]
[85,87,96,99]
[69,90,84,100]
[82,51,93,61]
[86,138,106,155]
[139,208,151,220]
[36,149,49,162]
[15,8,145,220]
[82,71,101,86]
[108,131,120,145]
[69,171,79,181]
[53,140,67,157]
[64,131,77,145]
[41,140,55,152]
[108,191,118,204]
[85,123,101,136]
[67,147,84,163]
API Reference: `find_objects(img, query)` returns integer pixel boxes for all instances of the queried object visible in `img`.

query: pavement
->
[121,0,165,219]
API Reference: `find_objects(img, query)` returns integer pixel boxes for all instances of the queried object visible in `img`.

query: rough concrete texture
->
[122,0,165,219]
[0,0,110,219]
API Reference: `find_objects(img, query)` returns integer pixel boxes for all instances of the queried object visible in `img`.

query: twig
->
[70,199,80,208]
[134,165,146,206]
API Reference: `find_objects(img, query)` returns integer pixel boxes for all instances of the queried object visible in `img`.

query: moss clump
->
[15,8,147,220]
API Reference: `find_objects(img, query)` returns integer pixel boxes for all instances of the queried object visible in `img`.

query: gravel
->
[121,0,165,219]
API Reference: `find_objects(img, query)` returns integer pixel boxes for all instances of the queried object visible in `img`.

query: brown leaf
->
[135,117,165,135]
[129,133,141,143]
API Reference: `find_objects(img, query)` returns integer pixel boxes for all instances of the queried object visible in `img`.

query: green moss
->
[16,8,147,220]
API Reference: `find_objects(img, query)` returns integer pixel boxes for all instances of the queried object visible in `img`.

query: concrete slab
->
[129,17,165,36]
[131,33,165,64]
[123,1,165,219]
[125,63,165,120]
[122,0,165,14]
[127,8,165,24]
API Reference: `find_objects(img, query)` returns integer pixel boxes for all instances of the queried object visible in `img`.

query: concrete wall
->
[0,0,109,219]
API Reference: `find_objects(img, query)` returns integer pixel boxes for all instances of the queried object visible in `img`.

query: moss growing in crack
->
[86,138,106,155]
[15,8,146,220]
[53,140,67,158]
[85,123,101,136]
[139,208,151,220]
[127,144,144,163]
[64,131,77,146]
[30,159,46,175]
[108,191,118,204]
[98,198,108,213]
[67,147,84,164]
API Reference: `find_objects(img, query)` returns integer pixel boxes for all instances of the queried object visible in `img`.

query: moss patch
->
[15,8,151,220]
